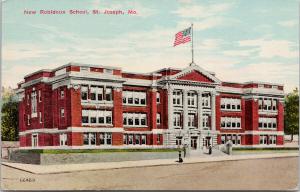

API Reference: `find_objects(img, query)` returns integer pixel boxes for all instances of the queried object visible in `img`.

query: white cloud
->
[223,49,258,57]
[239,39,298,58]
[278,20,298,28]
[173,2,234,18]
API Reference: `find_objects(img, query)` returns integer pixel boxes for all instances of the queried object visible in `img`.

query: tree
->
[284,88,299,141]
[1,93,19,141]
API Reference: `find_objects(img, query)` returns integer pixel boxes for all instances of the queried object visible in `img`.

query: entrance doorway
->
[190,136,198,149]
[204,136,212,147]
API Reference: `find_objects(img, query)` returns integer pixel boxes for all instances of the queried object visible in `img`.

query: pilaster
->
[211,92,216,131]
[197,90,203,130]
[183,89,188,130]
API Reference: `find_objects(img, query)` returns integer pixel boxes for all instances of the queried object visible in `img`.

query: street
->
[1,157,298,190]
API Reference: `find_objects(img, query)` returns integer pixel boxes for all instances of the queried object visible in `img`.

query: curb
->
[2,153,298,175]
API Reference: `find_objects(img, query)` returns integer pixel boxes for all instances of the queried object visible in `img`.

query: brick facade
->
[16,63,285,149]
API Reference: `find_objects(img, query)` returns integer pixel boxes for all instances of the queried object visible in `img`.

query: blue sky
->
[2,0,299,92]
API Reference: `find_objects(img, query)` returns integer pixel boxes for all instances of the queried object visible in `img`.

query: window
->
[60,108,65,117]
[221,134,241,145]
[188,114,196,127]
[27,114,30,125]
[123,113,147,126]
[221,117,241,129]
[83,133,96,145]
[100,133,112,145]
[38,90,42,102]
[258,117,277,129]
[157,134,162,144]
[141,135,146,145]
[258,98,263,110]
[81,85,88,101]
[176,137,182,146]
[39,112,42,123]
[105,87,112,101]
[82,110,112,125]
[82,110,89,123]
[202,93,211,108]
[221,98,241,111]
[32,134,38,147]
[156,113,161,124]
[259,98,277,112]
[59,133,68,146]
[173,113,181,128]
[60,90,64,98]
[89,86,105,101]
[272,99,277,111]
[123,91,146,106]
[123,134,127,144]
[187,92,197,107]
[156,92,160,103]
[202,115,209,129]
[259,135,268,145]
[31,91,37,117]
[135,135,140,145]
[128,134,133,144]
[173,90,182,106]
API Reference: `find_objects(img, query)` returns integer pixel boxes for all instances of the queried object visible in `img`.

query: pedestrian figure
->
[183,144,187,158]
[208,145,212,155]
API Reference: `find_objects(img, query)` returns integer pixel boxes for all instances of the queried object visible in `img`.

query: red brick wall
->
[149,89,157,130]
[113,89,123,128]
[245,99,259,131]
[69,88,82,127]
[215,95,221,131]
[277,101,284,132]
[245,134,260,145]
[112,132,123,145]
[52,133,60,146]
[71,132,83,146]
[20,136,26,147]
[161,90,168,129]
[277,135,284,145]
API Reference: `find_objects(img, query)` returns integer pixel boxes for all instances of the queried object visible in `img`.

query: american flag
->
[173,27,191,47]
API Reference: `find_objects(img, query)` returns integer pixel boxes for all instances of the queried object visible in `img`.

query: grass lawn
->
[232,147,299,155]
[18,148,179,154]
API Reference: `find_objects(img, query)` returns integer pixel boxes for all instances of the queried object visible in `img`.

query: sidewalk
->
[2,152,298,175]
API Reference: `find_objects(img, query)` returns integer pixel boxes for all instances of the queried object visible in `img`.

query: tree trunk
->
[291,133,294,142]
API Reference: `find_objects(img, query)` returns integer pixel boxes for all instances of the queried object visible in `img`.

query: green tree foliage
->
[284,88,299,141]
[1,90,19,141]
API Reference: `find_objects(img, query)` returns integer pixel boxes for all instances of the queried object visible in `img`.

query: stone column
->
[211,92,216,131]
[167,86,173,130]
[183,89,188,130]
[197,90,203,130]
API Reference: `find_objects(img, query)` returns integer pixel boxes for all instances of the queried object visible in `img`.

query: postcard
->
[1,0,299,191]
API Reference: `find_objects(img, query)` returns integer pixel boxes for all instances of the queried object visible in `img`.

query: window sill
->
[221,127,242,130]
[81,100,113,104]
[123,104,147,107]
[221,109,242,112]
[31,113,38,118]
[123,125,148,128]
[258,128,277,130]
[82,124,113,126]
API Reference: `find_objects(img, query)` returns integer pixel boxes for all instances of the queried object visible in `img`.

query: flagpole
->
[191,23,194,64]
